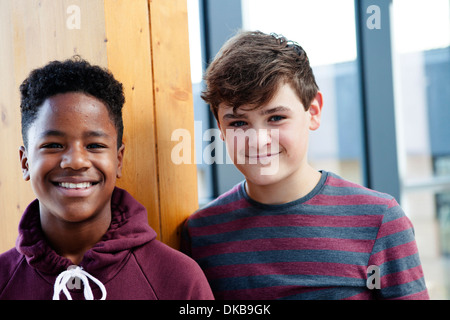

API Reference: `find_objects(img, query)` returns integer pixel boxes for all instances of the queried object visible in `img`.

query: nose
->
[248,128,280,158]
[60,144,91,170]
[246,128,273,150]
[257,129,272,147]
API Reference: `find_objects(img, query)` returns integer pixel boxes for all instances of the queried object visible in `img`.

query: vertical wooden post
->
[104,0,198,249]
[104,0,162,239]
[149,0,199,248]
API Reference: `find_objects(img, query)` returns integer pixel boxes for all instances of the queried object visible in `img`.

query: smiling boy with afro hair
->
[0,56,213,300]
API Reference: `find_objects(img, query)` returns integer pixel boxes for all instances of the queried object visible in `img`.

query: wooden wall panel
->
[104,0,161,239]
[0,0,198,253]
[149,0,199,249]
[0,0,108,253]
[0,0,30,254]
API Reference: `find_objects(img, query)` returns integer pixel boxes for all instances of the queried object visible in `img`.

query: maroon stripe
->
[380,265,426,288]
[190,214,382,237]
[305,194,393,207]
[376,216,413,238]
[193,237,375,259]
[369,241,419,266]
[190,197,251,220]
[204,261,367,280]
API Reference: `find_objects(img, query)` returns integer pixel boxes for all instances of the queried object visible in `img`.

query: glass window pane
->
[392,0,450,299]
[188,0,215,205]
[242,0,364,184]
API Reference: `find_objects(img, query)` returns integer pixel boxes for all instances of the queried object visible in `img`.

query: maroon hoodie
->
[0,187,214,300]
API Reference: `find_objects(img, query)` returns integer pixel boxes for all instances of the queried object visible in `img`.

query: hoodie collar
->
[16,187,157,283]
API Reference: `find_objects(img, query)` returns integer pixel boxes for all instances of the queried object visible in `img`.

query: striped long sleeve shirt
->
[182,171,429,300]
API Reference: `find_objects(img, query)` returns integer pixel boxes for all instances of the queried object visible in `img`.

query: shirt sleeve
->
[180,219,192,257]
[367,198,429,299]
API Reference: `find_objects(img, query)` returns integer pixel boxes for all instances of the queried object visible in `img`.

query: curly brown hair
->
[201,30,319,121]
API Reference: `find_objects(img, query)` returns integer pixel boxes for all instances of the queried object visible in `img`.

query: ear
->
[308,91,323,131]
[216,120,225,141]
[19,146,30,181]
[116,143,125,179]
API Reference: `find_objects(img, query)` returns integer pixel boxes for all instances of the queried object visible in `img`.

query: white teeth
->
[58,182,92,189]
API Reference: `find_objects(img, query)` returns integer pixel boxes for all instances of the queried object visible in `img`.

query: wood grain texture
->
[0,0,198,253]
[149,0,199,249]
[0,0,107,253]
[104,0,162,239]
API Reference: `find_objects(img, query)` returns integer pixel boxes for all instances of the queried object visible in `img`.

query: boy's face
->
[19,92,124,224]
[217,83,322,187]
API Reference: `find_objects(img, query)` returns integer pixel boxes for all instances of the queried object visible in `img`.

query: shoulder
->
[133,240,213,300]
[0,248,25,296]
[310,171,397,210]
[187,181,247,223]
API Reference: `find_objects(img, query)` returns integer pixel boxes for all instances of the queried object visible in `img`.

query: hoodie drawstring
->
[53,266,107,300]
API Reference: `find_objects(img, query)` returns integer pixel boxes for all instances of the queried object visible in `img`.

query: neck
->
[245,164,321,205]
[40,207,111,265]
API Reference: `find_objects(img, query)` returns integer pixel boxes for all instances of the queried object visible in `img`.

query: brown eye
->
[269,116,285,122]
[87,144,106,149]
[42,143,63,149]
[230,121,247,127]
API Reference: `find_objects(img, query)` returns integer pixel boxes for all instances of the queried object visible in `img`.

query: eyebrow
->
[222,113,248,121]
[39,130,109,139]
[39,130,66,139]
[83,130,109,138]
[222,106,292,121]
[259,106,292,115]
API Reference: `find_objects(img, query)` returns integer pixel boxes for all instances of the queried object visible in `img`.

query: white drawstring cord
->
[53,266,107,300]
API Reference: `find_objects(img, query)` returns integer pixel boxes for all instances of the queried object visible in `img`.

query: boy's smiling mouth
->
[51,178,101,196]
[247,152,281,159]
[57,182,96,189]
[245,152,281,166]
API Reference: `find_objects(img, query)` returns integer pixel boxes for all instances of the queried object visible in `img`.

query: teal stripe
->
[210,274,366,292]
[380,278,427,299]
[322,185,393,199]
[190,203,387,227]
[371,229,415,254]
[198,249,370,268]
[191,226,379,248]
[380,253,422,275]
[279,286,369,300]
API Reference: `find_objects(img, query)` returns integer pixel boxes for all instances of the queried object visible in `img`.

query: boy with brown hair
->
[182,31,429,300]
